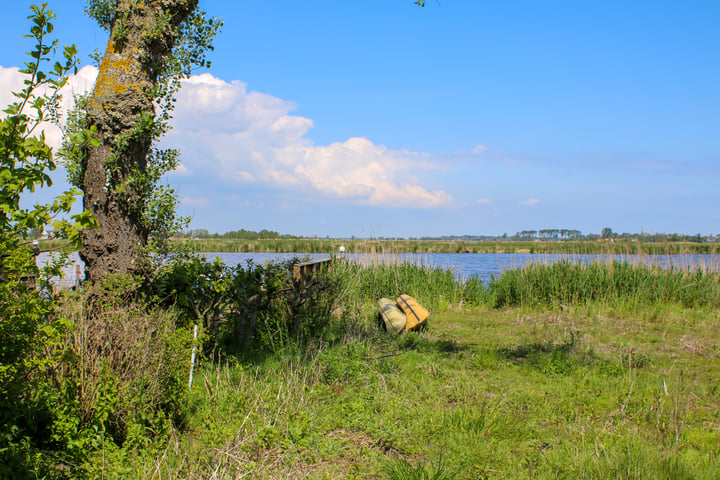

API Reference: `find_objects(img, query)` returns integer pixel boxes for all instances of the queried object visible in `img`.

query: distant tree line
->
[179,229,300,240]
[507,229,716,243]
[417,229,719,243]
[177,228,719,243]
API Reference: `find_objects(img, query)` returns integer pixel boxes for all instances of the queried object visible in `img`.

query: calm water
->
[39,251,720,289]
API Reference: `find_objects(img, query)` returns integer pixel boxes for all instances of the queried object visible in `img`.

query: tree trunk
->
[80,0,197,284]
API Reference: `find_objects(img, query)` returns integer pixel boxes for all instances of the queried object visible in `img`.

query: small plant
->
[384,457,463,480]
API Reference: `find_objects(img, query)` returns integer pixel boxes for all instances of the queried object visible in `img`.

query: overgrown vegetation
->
[41,255,715,479]
[151,254,336,357]
[5,242,720,476]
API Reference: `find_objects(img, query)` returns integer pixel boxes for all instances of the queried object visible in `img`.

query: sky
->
[1,0,719,238]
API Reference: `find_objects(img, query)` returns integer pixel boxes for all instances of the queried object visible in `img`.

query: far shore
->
[170,238,720,255]
[36,238,720,256]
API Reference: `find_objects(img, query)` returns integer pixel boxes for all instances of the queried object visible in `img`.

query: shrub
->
[0,244,77,477]
[68,275,195,446]
[152,254,337,357]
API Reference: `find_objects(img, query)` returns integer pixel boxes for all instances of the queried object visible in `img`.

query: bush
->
[0,243,76,477]
[68,274,195,447]
[152,254,337,357]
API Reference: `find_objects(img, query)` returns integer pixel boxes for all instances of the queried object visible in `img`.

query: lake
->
[40,251,720,289]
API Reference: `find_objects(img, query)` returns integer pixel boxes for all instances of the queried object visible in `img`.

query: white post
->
[188,324,199,389]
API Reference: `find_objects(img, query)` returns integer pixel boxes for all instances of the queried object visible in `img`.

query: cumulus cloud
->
[476,198,492,205]
[0,66,26,107]
[0,65,97,151]
[165,73,452,208]
[2,66,452,209]
[520,198,541,206]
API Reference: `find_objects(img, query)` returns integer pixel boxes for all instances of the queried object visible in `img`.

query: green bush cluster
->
[0,245,75,477]
[1,269,194,478]
[152,253,337,357]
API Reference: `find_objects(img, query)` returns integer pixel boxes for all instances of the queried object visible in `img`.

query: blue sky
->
[1,0,719,238]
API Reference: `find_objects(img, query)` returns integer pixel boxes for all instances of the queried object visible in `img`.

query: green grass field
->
[116,300,719,479]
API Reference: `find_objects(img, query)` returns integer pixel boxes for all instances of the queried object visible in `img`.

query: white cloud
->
[2,66,453,209]
[520,198,541,206]
[476,198,492,205]
[180,196,211,207]
[0,66,25,108]
[165,73,452,208]
[471,144,488,154]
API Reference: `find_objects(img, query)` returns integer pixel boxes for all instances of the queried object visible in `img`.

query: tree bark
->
[81,0,197,284]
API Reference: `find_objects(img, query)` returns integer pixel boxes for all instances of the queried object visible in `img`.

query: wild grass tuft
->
[383,457,464,480]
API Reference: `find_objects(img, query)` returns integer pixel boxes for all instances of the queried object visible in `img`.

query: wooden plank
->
[292,258,331,285]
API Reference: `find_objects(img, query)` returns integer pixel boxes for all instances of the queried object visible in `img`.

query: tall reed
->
[491,260,720,309]
[329,256,489,311]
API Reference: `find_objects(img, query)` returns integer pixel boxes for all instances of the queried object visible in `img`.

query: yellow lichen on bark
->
[92,39,144,101]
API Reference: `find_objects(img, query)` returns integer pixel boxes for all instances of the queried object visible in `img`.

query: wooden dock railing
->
[292,258,331,286]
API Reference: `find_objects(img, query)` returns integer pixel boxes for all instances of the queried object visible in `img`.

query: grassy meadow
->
[100,259,720,479]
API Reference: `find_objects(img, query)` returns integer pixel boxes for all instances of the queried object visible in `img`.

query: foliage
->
[63,279,195,448]
[151,254,337,356]
[0,245,75,478]
[0,4,94,243]
[0,4,96,477]
[64,0,223,283]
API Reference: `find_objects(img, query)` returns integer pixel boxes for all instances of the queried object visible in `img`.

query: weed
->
[384,456,464,480]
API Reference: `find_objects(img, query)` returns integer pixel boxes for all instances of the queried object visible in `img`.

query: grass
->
[108,273,720,478]
[159,238,720,256]
[46,257,719,478]
[490,260,720,310]
[329,256,489,312]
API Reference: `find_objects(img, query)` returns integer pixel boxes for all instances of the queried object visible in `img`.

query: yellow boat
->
[396,294,429,331]
[378,297,406,334]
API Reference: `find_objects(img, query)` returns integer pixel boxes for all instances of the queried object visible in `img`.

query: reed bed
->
[327,253,720,314]
[174,237,720,255]
[490,260,720,309]
[330,256,488,312]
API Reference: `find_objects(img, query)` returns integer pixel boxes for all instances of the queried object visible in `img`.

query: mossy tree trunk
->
[81,0,198,283]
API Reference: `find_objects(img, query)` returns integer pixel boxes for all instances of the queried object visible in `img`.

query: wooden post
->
[75,263,82,290]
